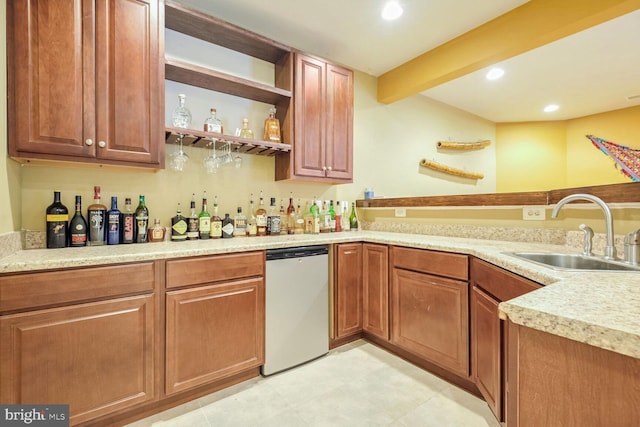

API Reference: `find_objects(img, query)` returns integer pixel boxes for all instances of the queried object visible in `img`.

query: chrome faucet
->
[551,194,617,260]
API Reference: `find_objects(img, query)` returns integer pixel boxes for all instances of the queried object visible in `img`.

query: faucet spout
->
[551,193,617,259]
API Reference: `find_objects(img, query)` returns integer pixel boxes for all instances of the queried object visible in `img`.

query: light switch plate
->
[523,207,546,220]
[395,207,407,217]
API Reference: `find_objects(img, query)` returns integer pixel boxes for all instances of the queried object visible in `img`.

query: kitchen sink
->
[507,252,640,272]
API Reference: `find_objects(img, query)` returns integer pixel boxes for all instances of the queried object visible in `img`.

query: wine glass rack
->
[165,127,291,156]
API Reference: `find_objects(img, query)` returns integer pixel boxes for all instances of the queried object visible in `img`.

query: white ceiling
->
[177,0,640,122]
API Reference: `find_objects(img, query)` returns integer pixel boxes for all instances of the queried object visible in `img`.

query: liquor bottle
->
[203,108,223,134]
[107,196,121,245]
[247,194,257,237]
[121,198,135,243]
[256,191,267,236]
[279,199,287,235]
[320,200,331,233]
[329,200,336,232]
[46,191,68,249]
[335,201,342,232]
[220,213,233,238]
[238,118,254,139]
[135,195,149,243]
[349,202,359,231]
[172,93,192,129]
[171,204,188,241]
[263,106,281,142]
[210,195,222,239]
[234,207,247,237]
[199,192,211,239]
[149,219,167,242]
[87,186,107,246]
[69,195,87,247]
[286,194,296,234]
[342,201,350,232]
[267,197,280,235]
[294,200,305,234]
[187,193,199,240]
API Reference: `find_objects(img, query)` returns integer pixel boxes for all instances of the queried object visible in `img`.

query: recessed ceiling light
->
[544,104,560,113]
[486,68,505,80]
[382,1,403,20]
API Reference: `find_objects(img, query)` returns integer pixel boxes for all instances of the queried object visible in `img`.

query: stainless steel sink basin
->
[507,252,640,272]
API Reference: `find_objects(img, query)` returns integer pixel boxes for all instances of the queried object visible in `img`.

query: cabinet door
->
[391,268,469,377]
[471,285,502,419]
[325,64,353,181]
[95,0,163,166]
[294,54,326,178]
[0,295,156,425]
[335,243,363,338]
[363,244,389,340]
[8,0,96,159]
[165,278,265,395]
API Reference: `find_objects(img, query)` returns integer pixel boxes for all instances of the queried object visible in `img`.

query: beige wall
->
[495,106,640,193]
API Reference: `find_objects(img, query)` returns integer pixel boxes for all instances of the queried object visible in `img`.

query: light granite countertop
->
[1,230,638,359]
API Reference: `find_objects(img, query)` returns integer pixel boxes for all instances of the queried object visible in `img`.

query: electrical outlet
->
[395,207,407,217]
[522,207,546,220]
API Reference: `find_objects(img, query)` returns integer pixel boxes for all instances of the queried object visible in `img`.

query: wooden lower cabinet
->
[508,321,640,427]
[165,277,265,395]
[470,258,541,423]
[334,243,363,339]
[391,268,469,377]
[362,243,389,340]
[0,295,156,425]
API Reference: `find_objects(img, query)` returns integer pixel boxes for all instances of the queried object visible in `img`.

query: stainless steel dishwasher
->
[262,245,329,376]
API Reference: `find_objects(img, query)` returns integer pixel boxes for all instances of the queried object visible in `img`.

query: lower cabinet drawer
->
[165,277,265,395]
[392,246,468,281]
[165,251,264,289]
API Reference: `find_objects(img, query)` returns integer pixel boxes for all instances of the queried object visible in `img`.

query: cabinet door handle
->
[85,139,93,146]
[327,166,332,171]
[343,250,353,254]
[98,140,106,148]
[322,166,327,171]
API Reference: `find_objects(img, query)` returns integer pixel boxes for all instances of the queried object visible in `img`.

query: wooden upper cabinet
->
[276,53,353,183]
[7,0,164,168]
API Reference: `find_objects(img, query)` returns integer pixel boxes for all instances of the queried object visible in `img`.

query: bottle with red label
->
[121,197,135,244]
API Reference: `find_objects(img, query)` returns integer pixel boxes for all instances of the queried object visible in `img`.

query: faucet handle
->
[579,224,594,256]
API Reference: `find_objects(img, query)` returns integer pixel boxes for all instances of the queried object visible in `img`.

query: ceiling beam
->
[377,0,640,104]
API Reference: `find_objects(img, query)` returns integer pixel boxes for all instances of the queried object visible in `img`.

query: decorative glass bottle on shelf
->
[263,107,281,143]
[172,94,192,129]
[204,108,223,134]
[238,118,254,139]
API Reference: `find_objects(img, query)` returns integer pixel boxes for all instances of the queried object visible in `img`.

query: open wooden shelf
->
[165,57,291,105]
[165,127,291,156]
[165,0,291,64]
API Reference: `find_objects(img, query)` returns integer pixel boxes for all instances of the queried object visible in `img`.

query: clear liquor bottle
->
[106,196,121,245]
[172,94,192,129]
[286,193,296,234]
[149,218,166,242]
[279,199,287,235]
[248,194,257,237]
[87,186,107,246]
[69,195,87,247]
[46,191,68,249]
[204,108,223,134]
[294,200,305,234]
[239,118,254,139]
[267,197,280,235]
[234,207,247,237]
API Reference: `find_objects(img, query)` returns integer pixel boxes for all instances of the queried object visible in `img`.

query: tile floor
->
[126,340,501,427]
